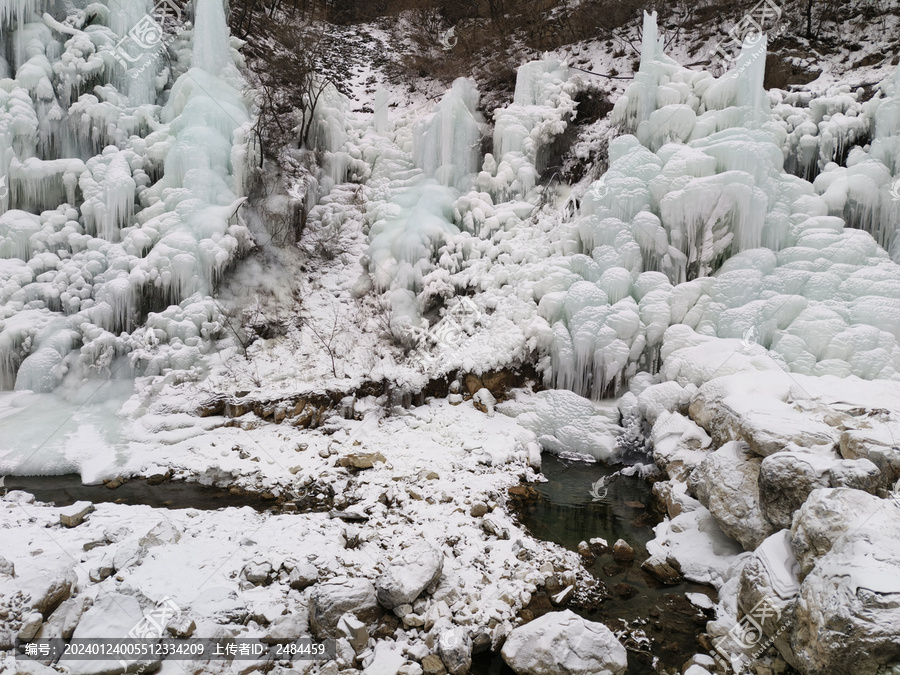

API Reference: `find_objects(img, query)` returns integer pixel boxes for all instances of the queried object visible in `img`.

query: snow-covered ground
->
[3,0,900,673]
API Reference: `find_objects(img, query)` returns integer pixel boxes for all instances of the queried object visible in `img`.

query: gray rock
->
[788,488,900,674]
[337,613,368,653]
[289,563,319,589]
[375,544,443,609]
[469,502,488,517]
[41,596,92,640]
[437,626,472,675]
[0,555,14,577]
[759,451,880,529]
[309,577,381,639]
[501,609,627,675]
[689,441,776,550]
[243,561,273,585]
[261,612,307,644]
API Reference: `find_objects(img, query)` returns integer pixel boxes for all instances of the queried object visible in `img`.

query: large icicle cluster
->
[363,64,577,340]
[0,0,255,391]
[533,12,900,398]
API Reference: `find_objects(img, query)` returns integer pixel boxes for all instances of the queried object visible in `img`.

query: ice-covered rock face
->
[0,0,255,392]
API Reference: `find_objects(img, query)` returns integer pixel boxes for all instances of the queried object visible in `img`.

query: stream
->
[494,454,717,675]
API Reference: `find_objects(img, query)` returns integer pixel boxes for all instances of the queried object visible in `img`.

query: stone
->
[612,539,635,562]
[0,555,14,577]
[59,501,95,528]
[550,585,575,605]
[689,441,776,550]
[18,612,43,640]
[243,561,273,585]
[421,654,446,675]
[376,543,443,609]
[472,388,497,415]
[481,512,511,540]
[589,538,608,554]
[437,626,472,675]
[501,609,627,675]
[758,451,881,529]
[89,564,114,583]
[309,577,381,639]
[787,488,900,673]
[339,452,387,470]
[289,563,319,589]
[469,502,488,517]
[338,613,369,653]
[641,554,682,585]
[262,612,307,644]
[612,583,638,599]
[166,616,196,638]
[41,596,91,640]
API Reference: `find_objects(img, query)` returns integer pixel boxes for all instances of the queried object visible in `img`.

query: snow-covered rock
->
[689,441,776,550]
[758,451,880,529]
[375,543,443,609]
[500,609,627,675]
[309,577,381,638]
[788,488,900,673]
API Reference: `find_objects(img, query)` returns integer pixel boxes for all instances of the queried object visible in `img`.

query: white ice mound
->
[496,389,622,461]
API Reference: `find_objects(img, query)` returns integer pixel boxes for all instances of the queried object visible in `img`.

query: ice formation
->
[534,12,900,398]
[0,0,255,392]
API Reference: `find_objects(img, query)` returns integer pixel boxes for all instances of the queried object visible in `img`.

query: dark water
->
[4,475,273,511]
[512,454,717,675]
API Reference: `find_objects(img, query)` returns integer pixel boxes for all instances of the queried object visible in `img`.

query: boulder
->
[501,609,627,675]
[60,594,160,675]
[376,543,443,609]
[339,452,387,470]
[243,560,273,585]
[421,654,446,675]
[839,425,900,485]
[758,451,880,529]
[736,530,802,670]
[309,577,381,638]
[788,488,900,673]
[689,441,776,550]
[289,563,319,589]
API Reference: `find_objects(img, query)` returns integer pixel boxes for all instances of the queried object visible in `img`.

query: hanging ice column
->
[813,64,900,261]
[479,58,578,201]
[413,78,483,190]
